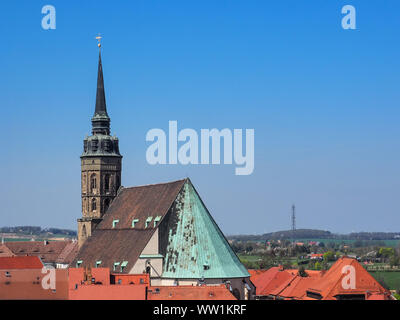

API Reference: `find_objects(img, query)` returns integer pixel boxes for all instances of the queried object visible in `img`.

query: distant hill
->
[0,226,76,237]
[227,229,400,242]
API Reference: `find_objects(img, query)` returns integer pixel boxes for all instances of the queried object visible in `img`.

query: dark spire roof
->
[91,50,111,135]
[94,51,108,117]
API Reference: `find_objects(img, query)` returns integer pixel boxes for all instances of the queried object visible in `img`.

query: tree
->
[323,251,335,262]
[298,265,308,277]
[389,255,400,268]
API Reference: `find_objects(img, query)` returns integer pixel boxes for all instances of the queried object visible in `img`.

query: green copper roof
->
[162,180,249,279]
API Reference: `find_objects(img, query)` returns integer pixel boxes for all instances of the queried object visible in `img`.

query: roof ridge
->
[123,178,186,190]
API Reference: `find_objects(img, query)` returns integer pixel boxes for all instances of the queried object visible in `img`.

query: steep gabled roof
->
[56,241,78,265]
[74,178,249,279]
[97,179,186,230]
[162,180,249,279]
[307,257,388,299]
[73,179,186,271]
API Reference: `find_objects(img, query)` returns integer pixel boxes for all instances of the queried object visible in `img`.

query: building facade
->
[74,48,255,299]
[78,51,122,248]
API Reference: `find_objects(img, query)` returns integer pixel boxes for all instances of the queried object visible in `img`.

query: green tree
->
[298,265,308,277]
[323,251,335,262]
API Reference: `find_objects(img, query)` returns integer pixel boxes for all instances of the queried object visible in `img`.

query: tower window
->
[104,174,110,193]
[91,198,97,211]
[90,174,97,193]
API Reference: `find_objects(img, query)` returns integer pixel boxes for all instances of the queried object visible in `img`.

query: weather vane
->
[95,34,102,48]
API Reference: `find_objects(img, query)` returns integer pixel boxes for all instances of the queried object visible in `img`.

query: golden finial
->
[95,34,102,48]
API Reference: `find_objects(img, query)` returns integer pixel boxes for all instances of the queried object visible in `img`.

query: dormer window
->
[121,261,128,272]
[113,262,120,272]
[76,260,83,268]
[95,260,102,268]
[112,219,119,228]
[154,216,161,227]
[145,217,153,228]
[131,219,139,228]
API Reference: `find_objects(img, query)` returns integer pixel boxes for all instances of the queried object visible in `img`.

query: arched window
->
[82,224,87,238]
[90,174,97,193]
[104,174,110,193]
[91,198,97,212]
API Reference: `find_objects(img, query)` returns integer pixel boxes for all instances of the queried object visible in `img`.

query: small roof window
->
[113,261,120,272]
[120,261,128,272]
[131,219,139,228]
[76,260,83,268]
[154,216,162,227]
[145,216,153,228]
[112,219,119,228]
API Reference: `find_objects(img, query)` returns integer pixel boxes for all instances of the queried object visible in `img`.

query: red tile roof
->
[4,240,76,264]
[0,244,15,257]
[251,258,393,300]
[306,257,389,300]
[0,256,43,269]
[147,285,237,300]
[251,267,296,296]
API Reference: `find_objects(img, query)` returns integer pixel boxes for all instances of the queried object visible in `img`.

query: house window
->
[91,198,97,211]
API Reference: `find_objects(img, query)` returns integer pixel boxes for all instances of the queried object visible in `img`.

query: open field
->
[287,238,400,247]
[370,271,400,291]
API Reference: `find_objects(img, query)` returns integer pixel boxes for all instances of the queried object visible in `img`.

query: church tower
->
[77,44,122,248]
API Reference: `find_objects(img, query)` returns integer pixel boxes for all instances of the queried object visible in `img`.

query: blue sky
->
[0,1,399,234]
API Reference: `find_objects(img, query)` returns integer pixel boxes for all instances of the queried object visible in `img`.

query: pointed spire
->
[94,51,108,117]
[91,42,110,136]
